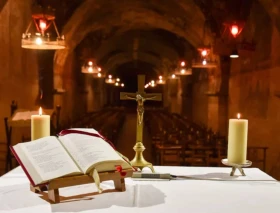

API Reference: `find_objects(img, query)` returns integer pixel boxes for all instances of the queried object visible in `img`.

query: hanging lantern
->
[22,6,65,49]
[81,60,102,74]
[180,61,186,67]
[230,25,239,37]
[175,68,192,75]
[197,46,211,57]
[105,75,116,84]
[223,21,245,38]
[156,75,166,84]
[168,74,179,79]
[156,79,166,84]
[192,59,217,68]
[92,72,105,78]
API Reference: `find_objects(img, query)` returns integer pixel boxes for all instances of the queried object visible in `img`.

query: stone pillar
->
[100,80,106,108]
[181,76,193,119]
[167,77,182,114]
[163,83,169,110]
[86,75,94,112]
[206,57,230,134]
[37,51,54,109]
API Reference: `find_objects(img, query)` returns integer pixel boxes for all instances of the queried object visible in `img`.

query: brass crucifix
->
[120,75,162,172]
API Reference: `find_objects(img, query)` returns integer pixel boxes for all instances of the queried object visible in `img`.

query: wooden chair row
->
[145,110,268,171]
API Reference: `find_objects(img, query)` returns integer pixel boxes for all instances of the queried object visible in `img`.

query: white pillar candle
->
[227,113,248,164]
[31,107,50,140]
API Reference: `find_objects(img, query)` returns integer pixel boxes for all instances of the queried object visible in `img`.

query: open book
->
[11,128,132,186]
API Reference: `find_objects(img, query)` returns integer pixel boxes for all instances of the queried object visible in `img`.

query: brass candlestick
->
[130,142,155,172]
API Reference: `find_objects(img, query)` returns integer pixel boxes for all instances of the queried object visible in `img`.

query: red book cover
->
[10,146,36,186]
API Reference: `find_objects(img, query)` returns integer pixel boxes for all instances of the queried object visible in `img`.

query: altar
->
[0,166,279,213]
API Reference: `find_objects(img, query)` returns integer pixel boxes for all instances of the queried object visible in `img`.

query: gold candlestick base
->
[130,142,155,173]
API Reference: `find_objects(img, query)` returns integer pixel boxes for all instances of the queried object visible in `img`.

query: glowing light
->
[151,80,155,84]
[88,61,93,66]
[116,78,120,82]
[39,19,47,30]
[180,69,185,74]
[109,79,112,82]
[88,67,93,73]
[202,59,207,65]
[159,76,162,80]
[121,83,124,87]
[149,82,151,85]
[231,25,239,37]
[180,61,185,67]
[159,79,163,83]
[97,73,102,77]
[115,82,119,86]
[39,107,42,116]
[201,50,208,57]
[237,113,241,119]
[97,67,102,71]
[172,74,176,79]
[151,84,155,87]
[230,49,239,58]
[35,37,42,45]
[108,75,112,79]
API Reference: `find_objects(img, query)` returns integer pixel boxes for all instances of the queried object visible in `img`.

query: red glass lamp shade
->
[230,25,239,37]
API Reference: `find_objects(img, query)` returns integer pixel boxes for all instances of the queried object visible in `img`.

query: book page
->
[59,133,124,173]
[18,136,81,184]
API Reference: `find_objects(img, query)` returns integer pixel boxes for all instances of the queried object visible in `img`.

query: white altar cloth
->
[0,166,279,213]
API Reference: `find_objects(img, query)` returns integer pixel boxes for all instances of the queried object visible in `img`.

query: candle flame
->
[237,113,241,119]
[39,107,42,116]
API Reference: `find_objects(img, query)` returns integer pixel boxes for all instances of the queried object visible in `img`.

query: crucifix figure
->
[120,75,162,172]
[125,94,158,125]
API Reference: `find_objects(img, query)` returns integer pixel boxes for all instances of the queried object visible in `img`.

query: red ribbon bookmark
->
[115,165,127,176]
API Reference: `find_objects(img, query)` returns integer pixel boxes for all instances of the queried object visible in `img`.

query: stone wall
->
[229,1,280,178]
[0,0,38,143]
[54,51,97,126]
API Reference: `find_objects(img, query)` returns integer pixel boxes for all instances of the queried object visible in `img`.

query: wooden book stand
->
[30,169,133,203]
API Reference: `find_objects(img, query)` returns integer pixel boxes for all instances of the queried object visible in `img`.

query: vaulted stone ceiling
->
[54,0,206,77]
[52,0,280,77]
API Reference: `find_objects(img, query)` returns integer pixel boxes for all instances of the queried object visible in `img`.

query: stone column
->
[206,57,230,135]
[36,51,54,109]
[99,80,106,108]
[167,77,182,114]
[163,83,169,110]
[181,76,193,119]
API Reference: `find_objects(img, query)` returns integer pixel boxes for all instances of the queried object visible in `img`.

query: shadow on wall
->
[240,81,270,119]
[0,1,8,13]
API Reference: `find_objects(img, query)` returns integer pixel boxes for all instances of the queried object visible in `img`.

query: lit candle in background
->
[227,113,248,164]
[31,107,50,140]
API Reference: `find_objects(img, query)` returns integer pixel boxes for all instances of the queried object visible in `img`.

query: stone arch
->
[102,51,162,75]
[259,0,280,32]
[93,30,182,66]
[54,0,207,74]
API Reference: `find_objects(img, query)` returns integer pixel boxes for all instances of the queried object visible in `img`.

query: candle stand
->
[222,159,252,176]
